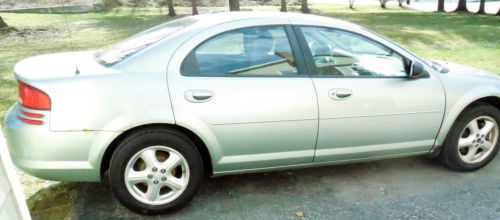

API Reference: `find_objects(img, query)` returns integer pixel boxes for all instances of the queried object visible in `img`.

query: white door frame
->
[0,125,31,220]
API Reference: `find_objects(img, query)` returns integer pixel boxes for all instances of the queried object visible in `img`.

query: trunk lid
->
[13,51,119,81]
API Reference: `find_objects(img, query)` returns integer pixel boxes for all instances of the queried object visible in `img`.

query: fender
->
[87,109,176,176]
[171,111,224,171]
[431,85,500,154]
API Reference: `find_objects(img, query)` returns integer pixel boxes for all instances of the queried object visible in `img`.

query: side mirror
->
[409,61,428,79]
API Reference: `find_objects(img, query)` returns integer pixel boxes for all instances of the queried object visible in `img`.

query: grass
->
[0,5,499,123]
[0,5,498,218]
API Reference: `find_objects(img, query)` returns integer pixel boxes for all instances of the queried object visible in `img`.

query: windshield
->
[95,17,198,66]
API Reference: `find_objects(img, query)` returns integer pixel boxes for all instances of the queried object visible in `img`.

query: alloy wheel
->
[458,116,499,164]
[124,146,190,205]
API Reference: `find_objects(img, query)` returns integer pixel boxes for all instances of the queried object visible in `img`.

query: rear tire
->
[109,127,203,215]
[439,103,500,171]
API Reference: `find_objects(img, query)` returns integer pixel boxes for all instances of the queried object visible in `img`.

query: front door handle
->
[329,88,353,100]
[185,90,214,103]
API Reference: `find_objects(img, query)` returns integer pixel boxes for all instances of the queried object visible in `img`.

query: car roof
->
[113,11,365,70]
[194,11,292,21]
[188,11,359,30]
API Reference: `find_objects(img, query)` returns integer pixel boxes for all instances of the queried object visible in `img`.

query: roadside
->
[28,156,500,219]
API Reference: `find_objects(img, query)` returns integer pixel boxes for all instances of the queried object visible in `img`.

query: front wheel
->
[109,128,204,215]
[440,103,500,171]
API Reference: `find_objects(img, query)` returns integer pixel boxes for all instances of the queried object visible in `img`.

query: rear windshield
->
[95,17,198,66]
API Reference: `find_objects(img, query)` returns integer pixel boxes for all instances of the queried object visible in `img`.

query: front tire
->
[109,128,204,215]
[440,103,500,171]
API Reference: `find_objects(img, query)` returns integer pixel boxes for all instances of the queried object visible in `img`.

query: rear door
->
[167,20,319,173]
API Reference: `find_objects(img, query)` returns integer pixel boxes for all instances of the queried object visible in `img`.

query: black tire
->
[439,103,500,171]
[109,127,204,215]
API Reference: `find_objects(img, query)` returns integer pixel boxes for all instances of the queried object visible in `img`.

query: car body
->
[4,12,500,214]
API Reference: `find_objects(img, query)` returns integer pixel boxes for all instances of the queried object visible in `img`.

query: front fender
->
[434,84,500,149]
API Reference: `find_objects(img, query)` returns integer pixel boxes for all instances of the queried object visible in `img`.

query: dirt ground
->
[24,155,500,219]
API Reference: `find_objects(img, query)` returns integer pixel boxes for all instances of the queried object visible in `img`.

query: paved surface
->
[27,155,500,219]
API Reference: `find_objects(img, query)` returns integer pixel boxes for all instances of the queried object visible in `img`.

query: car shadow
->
[28,155,484,219]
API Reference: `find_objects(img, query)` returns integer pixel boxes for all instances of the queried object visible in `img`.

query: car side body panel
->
[48,73,175,132]
[166,18,319,173]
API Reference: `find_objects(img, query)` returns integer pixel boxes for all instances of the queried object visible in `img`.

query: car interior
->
[184,27,298,76]
[182,26,410,78]
[302,27,410,77]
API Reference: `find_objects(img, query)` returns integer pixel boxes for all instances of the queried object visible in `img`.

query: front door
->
[295,26,446,162]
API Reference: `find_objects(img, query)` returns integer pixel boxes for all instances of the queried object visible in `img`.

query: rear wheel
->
[440,103,500,171]
[109,128,203,215]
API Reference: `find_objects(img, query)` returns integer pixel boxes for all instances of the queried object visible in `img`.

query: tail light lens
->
[18,81,51,110]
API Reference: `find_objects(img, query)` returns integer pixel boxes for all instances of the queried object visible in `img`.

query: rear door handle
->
[185,90,213,103]
[329,88,353,100]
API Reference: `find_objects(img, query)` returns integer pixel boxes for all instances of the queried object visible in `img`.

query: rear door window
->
[182,26,298,77]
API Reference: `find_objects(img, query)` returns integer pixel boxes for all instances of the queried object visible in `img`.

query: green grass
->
[0,5,499,122]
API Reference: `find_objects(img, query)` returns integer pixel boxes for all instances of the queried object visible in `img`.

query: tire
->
[440,103,500,171]
[109,127,204,215]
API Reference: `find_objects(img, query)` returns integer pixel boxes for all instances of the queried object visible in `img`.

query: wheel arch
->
[99,123,214,180]
[474,96,500,110]
[454,96,500,119]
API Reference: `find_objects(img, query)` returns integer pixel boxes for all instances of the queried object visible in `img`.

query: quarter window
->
[182,26,298,77]
[300,27,409,77]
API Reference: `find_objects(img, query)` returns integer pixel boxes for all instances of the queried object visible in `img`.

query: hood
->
[429,60,499,81]
[13,51,120,82]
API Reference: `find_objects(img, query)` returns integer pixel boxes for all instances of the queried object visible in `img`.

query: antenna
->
[61,0,80,75]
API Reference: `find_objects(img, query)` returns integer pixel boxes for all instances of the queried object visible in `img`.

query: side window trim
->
[293,25,413,79]
[284,25,308,77]
[293,26,318,76]
[180,25,309,78]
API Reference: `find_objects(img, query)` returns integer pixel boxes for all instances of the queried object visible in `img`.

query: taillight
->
[18,81,51,110]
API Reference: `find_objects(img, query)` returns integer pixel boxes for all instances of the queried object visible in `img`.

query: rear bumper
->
[4,103,102,181]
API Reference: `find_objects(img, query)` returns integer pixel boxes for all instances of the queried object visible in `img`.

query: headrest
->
[274,37,291,54]
[246,29,274,56]
[310,42,332,56]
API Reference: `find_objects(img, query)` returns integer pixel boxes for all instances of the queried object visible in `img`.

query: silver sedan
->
[5,12,500,214]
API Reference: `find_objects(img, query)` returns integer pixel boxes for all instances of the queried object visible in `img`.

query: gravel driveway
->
[26,155,500,219]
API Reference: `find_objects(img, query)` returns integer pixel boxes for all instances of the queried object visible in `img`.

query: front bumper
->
[4,103,102,181]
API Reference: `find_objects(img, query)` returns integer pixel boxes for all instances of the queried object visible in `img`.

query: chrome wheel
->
[124,146,190,206]
[458,116,499,164]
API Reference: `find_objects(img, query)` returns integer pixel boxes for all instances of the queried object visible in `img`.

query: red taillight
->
[18,81,51,110]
